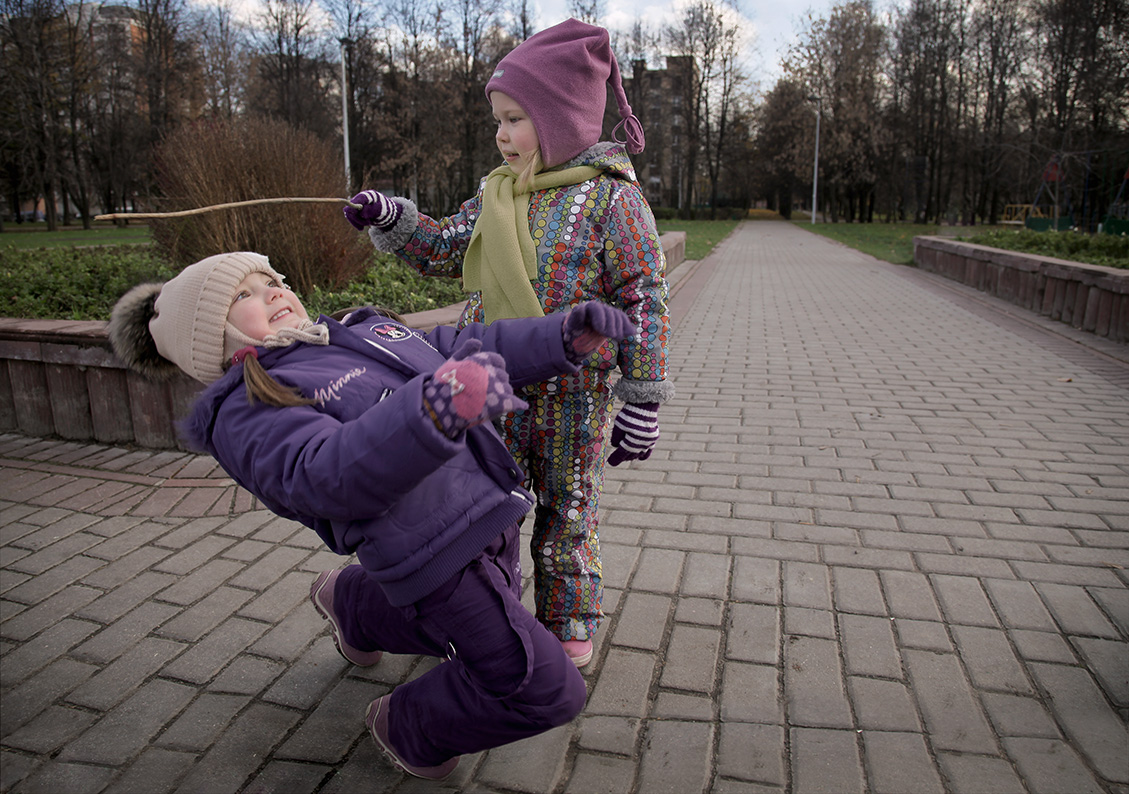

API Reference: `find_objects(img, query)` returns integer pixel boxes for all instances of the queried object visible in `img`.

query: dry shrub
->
[150,116,372,293]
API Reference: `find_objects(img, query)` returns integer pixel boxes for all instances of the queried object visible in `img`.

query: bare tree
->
[6,0,1119,233]
[376,0,451,203]
[506,0,535,40]
[753,78,813,217]
[135,0,192,145]
[718,98,756,211]
[1024,0,1128,228]
[249,0,335,136]
[968,0,1025,224]
[0,0,67,229]
[567,0,605,25]
[887,0,965,222]
[322,0,369,41]
[321,0,374,192]
[443,0,505,205]
[661,0,755,217]
[786,0,885,222]
[59,0,100,226]
[196,1,248,120]
[615,17,660,68]
[663,0,715,215]
[83,5,150,216]
[700,6,751,216]
[613,18,661,139]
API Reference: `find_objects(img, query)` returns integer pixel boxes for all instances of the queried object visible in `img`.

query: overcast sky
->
[534,0,834,84]
[218,0,834,87]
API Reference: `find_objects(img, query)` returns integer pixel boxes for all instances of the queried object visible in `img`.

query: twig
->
[95,196,362,221]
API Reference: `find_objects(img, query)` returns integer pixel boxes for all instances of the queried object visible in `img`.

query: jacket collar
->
[182,312,433,451]
[322,314,424,379]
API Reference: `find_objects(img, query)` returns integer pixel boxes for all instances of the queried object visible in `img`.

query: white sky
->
[534,0,833,85]
[216,0,834,88]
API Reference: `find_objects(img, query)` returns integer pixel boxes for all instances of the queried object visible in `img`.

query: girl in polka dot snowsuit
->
[347,20,673,667]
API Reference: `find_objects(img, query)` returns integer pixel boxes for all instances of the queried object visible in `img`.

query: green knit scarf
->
[463,163,601,323]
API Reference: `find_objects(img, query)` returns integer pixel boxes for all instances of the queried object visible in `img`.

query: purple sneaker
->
[309,570,383,667]
[366,695,459,780]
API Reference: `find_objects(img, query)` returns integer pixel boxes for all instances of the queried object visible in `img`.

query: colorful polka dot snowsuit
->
[379,142,671,642]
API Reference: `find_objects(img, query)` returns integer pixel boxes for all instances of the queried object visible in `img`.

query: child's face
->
[227,272,310,340]
[491,91,540,173]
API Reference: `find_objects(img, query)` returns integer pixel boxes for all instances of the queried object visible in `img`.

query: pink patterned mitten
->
[423,339,528,436]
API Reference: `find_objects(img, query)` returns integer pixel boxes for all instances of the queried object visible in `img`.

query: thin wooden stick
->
[95,196,362,221]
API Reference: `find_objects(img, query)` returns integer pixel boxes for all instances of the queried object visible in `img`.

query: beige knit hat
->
[110,252,285,384]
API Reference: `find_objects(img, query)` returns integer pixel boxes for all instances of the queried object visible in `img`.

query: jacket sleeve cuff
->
[366,200,419,252]
[613,377,675,405]
[502,312,580,387]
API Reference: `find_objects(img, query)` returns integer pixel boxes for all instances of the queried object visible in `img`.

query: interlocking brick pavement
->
[2,221,1127,793]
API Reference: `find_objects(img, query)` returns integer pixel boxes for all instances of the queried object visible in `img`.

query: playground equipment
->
[1001,204,1045,225]
[1019,151,1129,233]
[1101,166,1128,235]
[1024,155,1073,230]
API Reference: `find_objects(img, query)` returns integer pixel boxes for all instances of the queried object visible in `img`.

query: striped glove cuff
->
[607,402,660,466]
[344,190,404,231]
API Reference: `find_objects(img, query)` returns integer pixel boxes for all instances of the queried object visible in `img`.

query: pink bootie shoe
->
[366,696,459,780]
[561,638,593,668]
[309,570,383,667]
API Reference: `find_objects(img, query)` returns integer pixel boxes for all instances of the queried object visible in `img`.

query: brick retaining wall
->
[914,236,1128,344]
[0,231,687,449]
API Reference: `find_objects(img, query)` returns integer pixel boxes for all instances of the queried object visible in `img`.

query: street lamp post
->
[808,94,821,224]
[339,37,353,191]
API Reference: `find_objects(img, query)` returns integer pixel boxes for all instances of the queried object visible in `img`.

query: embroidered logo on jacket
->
[313,367,367,405]
[369,323,410,341]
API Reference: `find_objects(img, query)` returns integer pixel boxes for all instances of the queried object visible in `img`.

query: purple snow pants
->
[331,522,587,767]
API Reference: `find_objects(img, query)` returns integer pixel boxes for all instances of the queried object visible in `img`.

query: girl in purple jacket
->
[109,251,635,780]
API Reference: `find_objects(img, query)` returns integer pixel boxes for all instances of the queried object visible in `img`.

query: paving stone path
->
[2,220,1127,793]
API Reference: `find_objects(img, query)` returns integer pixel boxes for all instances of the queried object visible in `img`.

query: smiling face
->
[491,91,540,174]
[226,271,309,341]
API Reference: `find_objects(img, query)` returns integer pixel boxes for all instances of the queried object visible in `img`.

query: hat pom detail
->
[609,57,645,155]
[109,282,181,381]
[614,113,646,155]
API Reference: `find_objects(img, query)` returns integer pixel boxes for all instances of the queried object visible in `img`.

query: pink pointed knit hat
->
[485,18,645,168]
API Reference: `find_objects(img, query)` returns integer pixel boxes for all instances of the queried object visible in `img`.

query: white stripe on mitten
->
[607,402,660,466]
[344,189,404,231]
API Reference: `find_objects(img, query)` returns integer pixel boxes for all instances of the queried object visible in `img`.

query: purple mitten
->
[607,402,659,466]
[562,301,637,364]
[344,190,403,231]
[423,339,529,436]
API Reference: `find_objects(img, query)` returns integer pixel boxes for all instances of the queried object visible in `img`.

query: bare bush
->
[150,116,371,293]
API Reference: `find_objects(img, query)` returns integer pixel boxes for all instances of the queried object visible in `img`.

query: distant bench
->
[0,231,687,450]
[913,236,1127,344]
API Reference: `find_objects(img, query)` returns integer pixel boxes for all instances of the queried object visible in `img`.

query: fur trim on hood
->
[108,282,181,381]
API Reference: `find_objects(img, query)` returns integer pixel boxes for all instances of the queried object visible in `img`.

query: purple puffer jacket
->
[182,308,578,606]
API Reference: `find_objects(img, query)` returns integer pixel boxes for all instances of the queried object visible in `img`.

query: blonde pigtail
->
[234,308,407,408]
[241,354,316,408]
